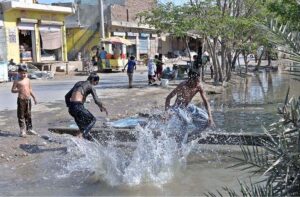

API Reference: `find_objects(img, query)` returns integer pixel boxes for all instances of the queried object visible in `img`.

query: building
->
[106,0,157,60]
[59,0,158,61]
[0,0,74,64]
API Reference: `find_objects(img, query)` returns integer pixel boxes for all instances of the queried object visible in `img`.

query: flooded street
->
[0,62,299,196]
[212,63,300,133]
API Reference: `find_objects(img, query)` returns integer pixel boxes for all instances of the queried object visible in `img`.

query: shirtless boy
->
[65,73,108,139]
[11,65,38,137]
[165,71,214,127]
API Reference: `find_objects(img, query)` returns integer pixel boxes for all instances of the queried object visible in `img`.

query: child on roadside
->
[156,54,164,81]
[11,65,38,137]
[123,56,136,88]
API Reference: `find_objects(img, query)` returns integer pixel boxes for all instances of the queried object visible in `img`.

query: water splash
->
[57,106,209,186]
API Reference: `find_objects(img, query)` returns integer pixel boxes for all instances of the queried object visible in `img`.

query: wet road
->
[0,71,149,111]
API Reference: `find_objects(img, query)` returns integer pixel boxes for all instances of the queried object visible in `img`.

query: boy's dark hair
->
[130,55,135,60]
[87,72,100,82]
[102,47,105,50]
[188,70,200,80]
[154,55,158,59]
[18,64,28,72]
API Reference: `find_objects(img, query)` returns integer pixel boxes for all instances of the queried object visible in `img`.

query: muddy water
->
[212,64,300,133]
[1,64,299,196]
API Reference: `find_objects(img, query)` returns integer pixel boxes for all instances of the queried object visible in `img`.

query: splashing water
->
[57,105,209,187]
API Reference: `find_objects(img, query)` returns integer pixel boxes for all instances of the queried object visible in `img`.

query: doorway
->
[19,30,33,63]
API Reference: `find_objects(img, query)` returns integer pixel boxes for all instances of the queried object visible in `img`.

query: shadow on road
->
[0,130,19,137]
[20,144,67,154]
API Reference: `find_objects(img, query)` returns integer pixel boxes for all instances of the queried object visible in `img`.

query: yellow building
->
[0,1,74,63]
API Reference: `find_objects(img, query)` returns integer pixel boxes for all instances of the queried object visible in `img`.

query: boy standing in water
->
[65,73,108,139]
[123,56,136,88]
[11,65,38,137]
[165,71,214,127]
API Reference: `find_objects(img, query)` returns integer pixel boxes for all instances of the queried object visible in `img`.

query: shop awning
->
[40,20,64,26]
[19,18,38,24]
[18,23,35,30]
[39,25,61,32]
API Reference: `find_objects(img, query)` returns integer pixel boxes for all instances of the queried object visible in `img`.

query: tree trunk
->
[214,37,222,83]
[226,50,232,81]
[206,37,218,85]
[221,41,226,77]
[185,37,192,64]
[267,49,272,67]
[255,52,264,71]
[242,51,249,73]
[197,42,203,81]
[231,50,240,69]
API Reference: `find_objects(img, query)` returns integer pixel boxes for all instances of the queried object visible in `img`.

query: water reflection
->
[211,65,300,133]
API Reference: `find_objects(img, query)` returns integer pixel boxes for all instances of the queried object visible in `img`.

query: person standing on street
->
[147,58,156,85]
[155,54,164,81]
[11,65,38,137]
[123,56,137,88]
[98,47,107,71]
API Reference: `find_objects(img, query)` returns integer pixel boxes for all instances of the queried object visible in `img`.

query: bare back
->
[173,81,201,107]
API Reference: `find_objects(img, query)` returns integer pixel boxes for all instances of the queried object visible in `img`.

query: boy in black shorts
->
[65,73,108,139]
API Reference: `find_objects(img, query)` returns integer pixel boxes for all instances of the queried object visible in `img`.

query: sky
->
[38,0,185,5]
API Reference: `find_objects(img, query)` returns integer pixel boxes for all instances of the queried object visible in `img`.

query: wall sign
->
[140,33,150,37]
[127,32,138,37]
[113,32,126,36]
[8,28,17,43]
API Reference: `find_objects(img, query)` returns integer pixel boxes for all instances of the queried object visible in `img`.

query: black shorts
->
[68,102,95,131]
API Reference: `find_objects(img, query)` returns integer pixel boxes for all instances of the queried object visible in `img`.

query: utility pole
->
[76,0,81,27]
[98,0,105,46]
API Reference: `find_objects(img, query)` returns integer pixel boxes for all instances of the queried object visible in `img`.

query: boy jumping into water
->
[11,65,38,137]
[65,73,108,139]
[165,71,214,127]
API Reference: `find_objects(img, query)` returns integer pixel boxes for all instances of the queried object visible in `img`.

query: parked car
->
[8,64,41,80]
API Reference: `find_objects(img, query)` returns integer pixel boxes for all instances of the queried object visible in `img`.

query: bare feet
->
[75,131,83,138]
[19,129,26,137]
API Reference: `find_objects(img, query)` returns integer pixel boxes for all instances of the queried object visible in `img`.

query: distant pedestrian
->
[147,59,156,85]
[98,47,107,71]
[8,59,17,81]
[203,51,210,62]
[203,51,213,79]
[11,65,38,137]
[155,54,164,81]
[123,56,137,88]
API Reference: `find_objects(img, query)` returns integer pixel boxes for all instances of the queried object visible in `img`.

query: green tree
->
[140,0,268,84]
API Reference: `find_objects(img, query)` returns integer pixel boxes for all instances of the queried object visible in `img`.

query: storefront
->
[0,1,73,63]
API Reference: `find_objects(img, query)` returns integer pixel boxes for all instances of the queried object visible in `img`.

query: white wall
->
[0,5,6,61]
[0,28,7,61]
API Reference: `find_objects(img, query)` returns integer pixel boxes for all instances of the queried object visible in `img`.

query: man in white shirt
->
[147,59,156,85]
